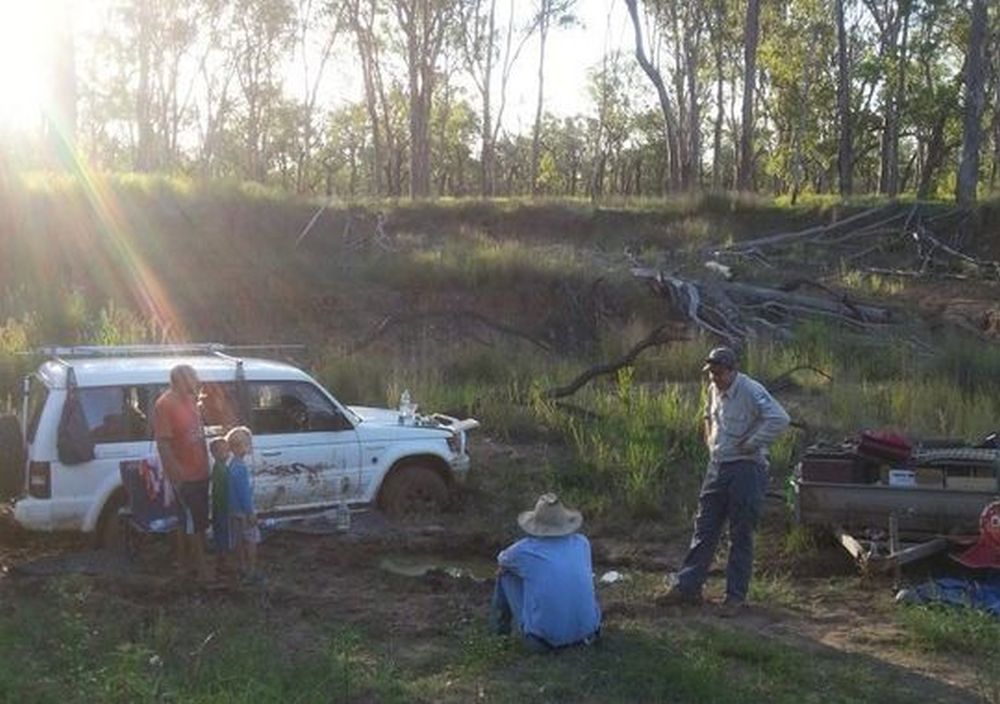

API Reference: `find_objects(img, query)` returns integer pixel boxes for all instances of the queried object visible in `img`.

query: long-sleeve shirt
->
[705,372,790,465]
[227,456,255,516]
[497,534,602,647]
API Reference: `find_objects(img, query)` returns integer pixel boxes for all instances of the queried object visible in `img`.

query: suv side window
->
[200,382,242,429]
[248,381,352,435]
[77,386,156,443]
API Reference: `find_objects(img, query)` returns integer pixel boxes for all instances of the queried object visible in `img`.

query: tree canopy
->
[1,0,997,203]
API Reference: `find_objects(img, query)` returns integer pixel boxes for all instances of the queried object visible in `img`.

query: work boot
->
[716,597,747,618]
[655,586,703,607]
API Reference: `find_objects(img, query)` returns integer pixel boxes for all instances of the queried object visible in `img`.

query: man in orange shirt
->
[154,364,211,581]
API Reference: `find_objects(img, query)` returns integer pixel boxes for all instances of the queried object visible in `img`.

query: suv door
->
[246,381,362,511]
[68,385,158,524]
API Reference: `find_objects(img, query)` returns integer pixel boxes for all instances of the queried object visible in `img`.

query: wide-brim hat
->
[518,493,583,537]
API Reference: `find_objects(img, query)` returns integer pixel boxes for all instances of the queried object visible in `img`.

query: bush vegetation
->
[3,183,1000,521]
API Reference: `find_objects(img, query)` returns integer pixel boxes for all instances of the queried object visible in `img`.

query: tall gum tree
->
[835,0,854,195]
[457,0,535,196]
[529,0,576,195]
[393,0,453,198]
[736,0,760,191]
[625,0,681,191]
[956,0,989,206]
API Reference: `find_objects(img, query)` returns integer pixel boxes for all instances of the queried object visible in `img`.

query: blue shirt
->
[497,534,602,647]
[227,456,254,515]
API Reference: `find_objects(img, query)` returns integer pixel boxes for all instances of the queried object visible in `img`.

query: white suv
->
[3,345,478,543]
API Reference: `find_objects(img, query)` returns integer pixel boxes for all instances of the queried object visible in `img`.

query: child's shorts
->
[229,515,261,546]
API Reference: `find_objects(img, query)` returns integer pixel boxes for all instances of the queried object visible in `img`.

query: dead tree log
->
[717,281,891,323]
[632,268,893,342]
[714,205,899,253]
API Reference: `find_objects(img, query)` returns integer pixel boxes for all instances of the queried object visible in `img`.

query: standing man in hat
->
[659,346,789,615]
[491,493,602,651]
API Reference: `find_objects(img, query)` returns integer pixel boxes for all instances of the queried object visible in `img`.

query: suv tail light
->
[28,461,51,499]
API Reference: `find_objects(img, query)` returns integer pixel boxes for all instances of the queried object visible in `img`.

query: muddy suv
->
[2,345,478,544]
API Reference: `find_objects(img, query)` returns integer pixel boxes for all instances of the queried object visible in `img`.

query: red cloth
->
[857,428,913,462]
[153,390,209,482]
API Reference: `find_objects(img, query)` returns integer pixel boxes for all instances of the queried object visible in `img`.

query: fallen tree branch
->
[542,325,676,399]
[715,205,898,253]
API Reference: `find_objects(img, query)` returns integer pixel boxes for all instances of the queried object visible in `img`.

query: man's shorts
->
[175,480,210,534]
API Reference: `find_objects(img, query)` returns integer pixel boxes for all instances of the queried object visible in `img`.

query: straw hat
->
[517,493,583,537]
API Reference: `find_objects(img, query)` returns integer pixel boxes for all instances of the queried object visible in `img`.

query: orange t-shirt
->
[153,390,209,482]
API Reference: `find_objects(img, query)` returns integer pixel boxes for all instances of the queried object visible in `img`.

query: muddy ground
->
[0,435,992,703]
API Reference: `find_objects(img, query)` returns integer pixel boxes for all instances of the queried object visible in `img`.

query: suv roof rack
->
[34,343,306,359]
[36,344,229,358]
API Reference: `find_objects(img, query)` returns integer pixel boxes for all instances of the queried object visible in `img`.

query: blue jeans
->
[675,459,769,602]
[490,574,551,652]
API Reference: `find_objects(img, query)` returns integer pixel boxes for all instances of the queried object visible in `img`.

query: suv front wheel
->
[378,463,450,520]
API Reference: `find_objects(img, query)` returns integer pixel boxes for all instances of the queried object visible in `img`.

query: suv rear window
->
[77,386,158,443]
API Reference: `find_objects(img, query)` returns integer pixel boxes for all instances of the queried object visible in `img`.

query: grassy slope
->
[2,176,1000,702]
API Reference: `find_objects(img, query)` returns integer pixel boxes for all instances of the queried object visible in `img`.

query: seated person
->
[491,493,602,651]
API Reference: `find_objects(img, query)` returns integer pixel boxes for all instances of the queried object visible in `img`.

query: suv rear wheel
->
[378,463,450,520]
[0,415,25,500]
[95,490,127,550]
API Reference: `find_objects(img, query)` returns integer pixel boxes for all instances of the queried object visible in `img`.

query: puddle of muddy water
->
[379,554,496,582]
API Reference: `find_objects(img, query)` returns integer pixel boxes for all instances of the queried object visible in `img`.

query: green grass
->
[897,604,1000,704]
[898,603,1000,655]
[0,577,407,704]
[0,575,973,704]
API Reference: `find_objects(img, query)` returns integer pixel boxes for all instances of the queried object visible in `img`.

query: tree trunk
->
[835,0,853,196]
[917,106,948,199]
[530,0,550,196]
[712,23,724,190]
[481,0,497,196]
[396,0,447,199]
[683,10,701,190]
[956,0,988,206]
[135,1,154,172]
[876,0,910,198]
[737,0,760,191]
[625,0,680,191]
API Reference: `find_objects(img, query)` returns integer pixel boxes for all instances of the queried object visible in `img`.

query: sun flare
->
[0,0,67,131]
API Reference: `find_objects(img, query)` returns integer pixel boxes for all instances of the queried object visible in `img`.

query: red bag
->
[857,429,912,463]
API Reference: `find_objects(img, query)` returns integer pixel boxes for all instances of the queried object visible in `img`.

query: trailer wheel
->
[0,414,25,500]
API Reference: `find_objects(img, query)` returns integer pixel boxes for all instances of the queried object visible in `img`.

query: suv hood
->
[348,406,453,438]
